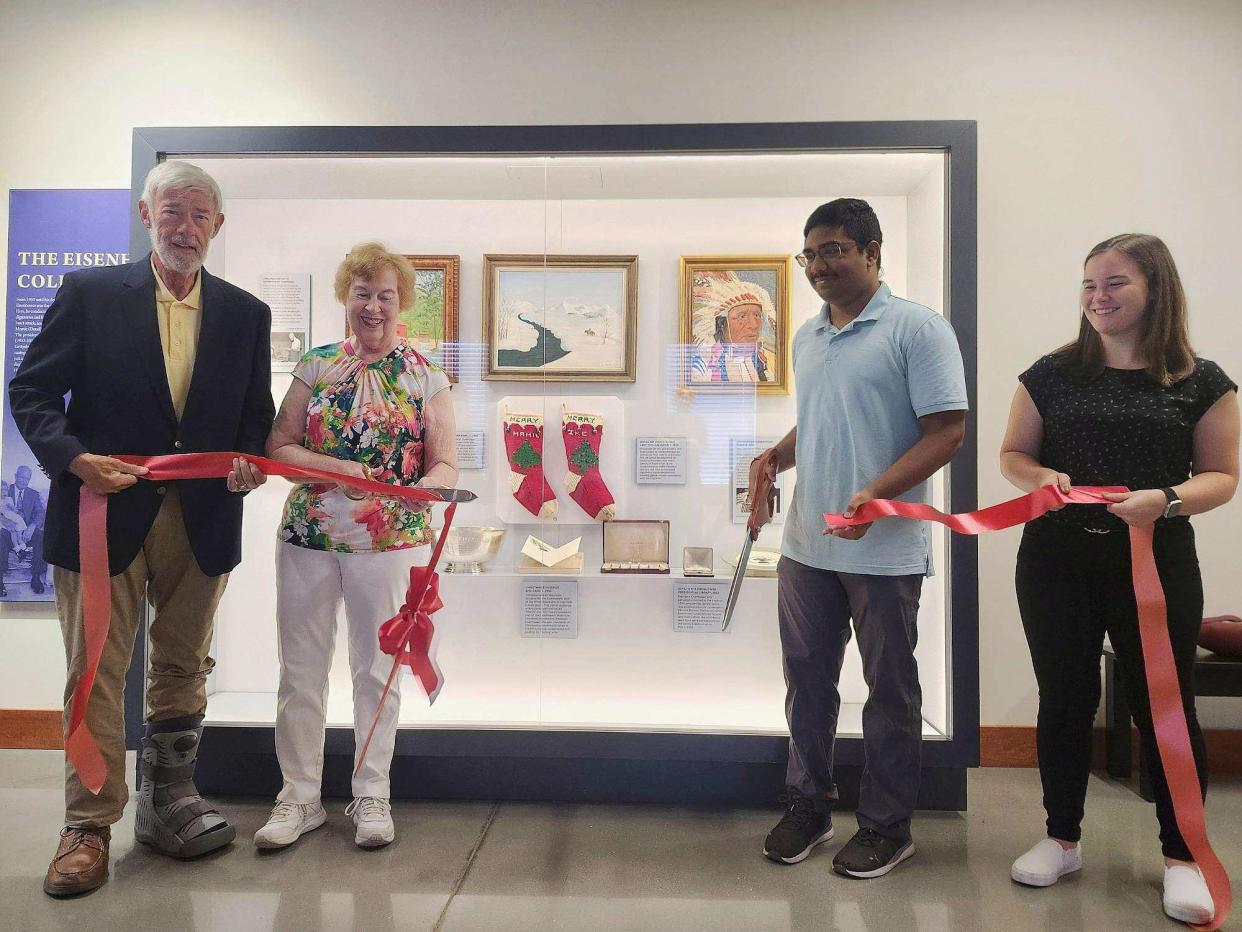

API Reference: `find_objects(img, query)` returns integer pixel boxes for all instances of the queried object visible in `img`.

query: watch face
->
[1165,499,1183,518]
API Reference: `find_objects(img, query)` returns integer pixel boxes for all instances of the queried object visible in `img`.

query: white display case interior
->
[193,150,952,741]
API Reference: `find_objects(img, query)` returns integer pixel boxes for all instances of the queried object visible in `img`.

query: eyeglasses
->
[795,241,857,267]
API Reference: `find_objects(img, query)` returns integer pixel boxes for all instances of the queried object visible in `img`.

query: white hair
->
[140,160,223,214]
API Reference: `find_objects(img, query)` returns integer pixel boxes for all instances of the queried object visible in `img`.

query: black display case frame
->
[125,120,978,808]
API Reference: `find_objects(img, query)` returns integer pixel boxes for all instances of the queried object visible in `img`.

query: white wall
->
[2,0,1240,728]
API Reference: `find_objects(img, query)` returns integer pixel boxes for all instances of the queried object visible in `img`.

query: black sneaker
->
[832,827,915,878]
[763,794,833,864]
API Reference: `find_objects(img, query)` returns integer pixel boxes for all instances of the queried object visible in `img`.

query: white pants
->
[274,542,415,802]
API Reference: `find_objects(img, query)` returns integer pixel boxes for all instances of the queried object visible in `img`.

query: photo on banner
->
[2,189,130,603]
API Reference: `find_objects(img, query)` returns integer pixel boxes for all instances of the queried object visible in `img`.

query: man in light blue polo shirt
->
[752,199,967,878]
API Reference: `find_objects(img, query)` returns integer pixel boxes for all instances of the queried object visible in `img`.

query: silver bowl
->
[432,526,505,574]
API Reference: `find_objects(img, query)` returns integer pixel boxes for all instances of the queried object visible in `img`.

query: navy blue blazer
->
[8,255,275,576]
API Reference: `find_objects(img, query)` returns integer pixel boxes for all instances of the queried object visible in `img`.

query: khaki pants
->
[55,491,229,828]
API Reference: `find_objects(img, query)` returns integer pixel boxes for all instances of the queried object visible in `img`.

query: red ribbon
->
[70,452,457,797]
[65,490,111,797]
[354,502,458,776]
[378,568,445,701]
[825,486,1231,931]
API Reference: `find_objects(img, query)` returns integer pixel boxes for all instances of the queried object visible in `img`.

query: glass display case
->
[125,123,977,808]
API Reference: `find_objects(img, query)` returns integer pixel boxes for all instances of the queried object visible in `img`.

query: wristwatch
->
[1160,487,1183,519]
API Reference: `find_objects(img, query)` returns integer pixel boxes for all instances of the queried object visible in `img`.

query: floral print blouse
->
[279,340,450,553]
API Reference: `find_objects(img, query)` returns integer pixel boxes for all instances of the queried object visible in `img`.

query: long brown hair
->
[1058,233,1195,385]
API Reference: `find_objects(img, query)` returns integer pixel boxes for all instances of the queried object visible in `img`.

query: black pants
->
[1016,517,1207,861]
[777,555,924,841]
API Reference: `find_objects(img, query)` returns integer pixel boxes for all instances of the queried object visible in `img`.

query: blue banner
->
[3,189,129,602]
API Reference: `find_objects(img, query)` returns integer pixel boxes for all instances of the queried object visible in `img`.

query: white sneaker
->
[1163,865,1214,924]
[1011,838,1082,886]
[345,797,394,848]
[253,800,327,849]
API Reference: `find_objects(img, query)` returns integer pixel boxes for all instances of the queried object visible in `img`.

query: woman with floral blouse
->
[254,243,457,851]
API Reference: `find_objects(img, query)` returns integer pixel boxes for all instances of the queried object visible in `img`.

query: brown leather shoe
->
[44,827,109,896]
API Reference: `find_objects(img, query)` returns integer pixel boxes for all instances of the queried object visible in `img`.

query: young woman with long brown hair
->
[999,234,1239,924]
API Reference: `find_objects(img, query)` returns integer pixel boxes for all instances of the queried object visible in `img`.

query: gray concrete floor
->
[0,750,1236,931]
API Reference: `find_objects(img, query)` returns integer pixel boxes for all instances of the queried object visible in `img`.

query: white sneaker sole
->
[355,829,395,849]
[254,808,327,849]
[1163,902,1213,924]
[763,826,835,864]
[1011,863,1080,887]
[834,840,916,878]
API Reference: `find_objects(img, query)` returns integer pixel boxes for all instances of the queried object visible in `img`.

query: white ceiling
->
[196,151,944,202]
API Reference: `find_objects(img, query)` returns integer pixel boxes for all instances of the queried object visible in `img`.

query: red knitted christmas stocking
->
[503,410,557,519]
[561,409,616,521]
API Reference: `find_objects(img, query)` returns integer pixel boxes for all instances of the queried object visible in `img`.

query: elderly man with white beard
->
[9,160,275,896]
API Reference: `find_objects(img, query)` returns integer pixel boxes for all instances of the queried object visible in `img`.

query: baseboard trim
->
[979,726,1040,767]
[0,709,62,749]
[3,713,1239,772]
[980,725,1242,772]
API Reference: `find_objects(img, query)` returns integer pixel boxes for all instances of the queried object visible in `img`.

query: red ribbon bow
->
[378,567,445,702]
[352,500,458,774]
[825,485,1232,931]
[352,565,449,780]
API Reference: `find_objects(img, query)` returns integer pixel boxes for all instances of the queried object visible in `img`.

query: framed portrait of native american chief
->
[481,254,638,382]
[679,254,792,395]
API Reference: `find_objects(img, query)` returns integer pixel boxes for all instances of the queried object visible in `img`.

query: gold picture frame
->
[482,254,638,382]
[678,255,792,395]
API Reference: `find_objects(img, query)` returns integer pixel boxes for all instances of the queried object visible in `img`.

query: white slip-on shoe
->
[254,801,327,849]
[345,797,395,848]
[1163,865,1214,924]
[1011,838,1082,887]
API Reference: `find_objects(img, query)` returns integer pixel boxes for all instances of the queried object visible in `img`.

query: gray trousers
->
[777,555,924,840]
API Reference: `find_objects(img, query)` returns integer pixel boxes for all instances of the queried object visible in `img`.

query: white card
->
[521,535,583,567]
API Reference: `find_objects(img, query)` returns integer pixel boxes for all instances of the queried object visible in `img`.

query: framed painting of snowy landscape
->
[481,254,638,382]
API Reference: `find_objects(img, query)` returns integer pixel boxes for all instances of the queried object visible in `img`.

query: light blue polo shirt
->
[782,283,968,576]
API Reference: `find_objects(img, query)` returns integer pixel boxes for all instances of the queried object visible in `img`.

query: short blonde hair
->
[334,243,416,311]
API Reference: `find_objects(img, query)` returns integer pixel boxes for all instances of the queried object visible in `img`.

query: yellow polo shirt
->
[151,259,202,419]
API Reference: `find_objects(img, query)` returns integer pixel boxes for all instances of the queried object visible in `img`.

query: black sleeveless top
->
[1018,353,1236,531]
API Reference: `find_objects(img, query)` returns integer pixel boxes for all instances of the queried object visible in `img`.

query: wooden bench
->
[1104,644,1242,800]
